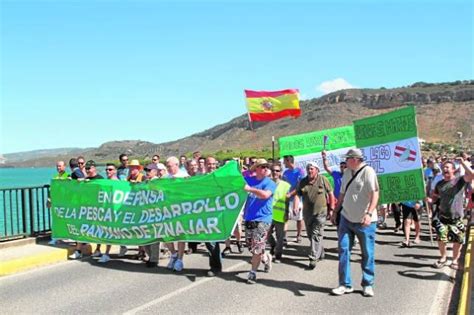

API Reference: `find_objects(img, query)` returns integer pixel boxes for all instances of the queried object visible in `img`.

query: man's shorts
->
[288,200,303,221]
[245,221,271,255]
[433,217,465,244]
[401,204,419,222]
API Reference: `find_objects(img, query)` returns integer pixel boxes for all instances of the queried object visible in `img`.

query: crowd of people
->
[49,149,473,297]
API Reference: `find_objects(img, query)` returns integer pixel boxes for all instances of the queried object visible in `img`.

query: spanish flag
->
[245,89,301,122]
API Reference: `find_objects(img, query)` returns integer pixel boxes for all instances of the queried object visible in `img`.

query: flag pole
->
[244,90,254,131]
[425,201,434,245]
[272,136,275,162]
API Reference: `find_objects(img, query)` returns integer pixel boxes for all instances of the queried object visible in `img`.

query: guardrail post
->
[21,188,28,236]
[28,188,35,236]
[45,185,51,231]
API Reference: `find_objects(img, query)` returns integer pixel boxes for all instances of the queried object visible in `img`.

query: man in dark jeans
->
[294,162,335,269]
[203,156,223,277]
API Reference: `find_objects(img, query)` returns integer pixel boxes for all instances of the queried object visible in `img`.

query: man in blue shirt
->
[321,150,347,200]
[244,159,276,284]
[282,155,305,243]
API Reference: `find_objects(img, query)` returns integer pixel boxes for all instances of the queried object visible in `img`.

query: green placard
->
[354,106,425,204]
[377,169,425,204]
[51,161,246,245]
[279,125,355,157]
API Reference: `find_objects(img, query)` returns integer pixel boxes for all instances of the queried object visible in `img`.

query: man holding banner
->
[331,149,379,297]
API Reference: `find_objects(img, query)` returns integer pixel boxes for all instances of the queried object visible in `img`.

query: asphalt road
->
[0,218,457,314]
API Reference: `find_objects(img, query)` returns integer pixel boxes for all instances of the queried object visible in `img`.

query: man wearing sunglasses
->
[84,160,104,180]
[295,162,335,269]
[104,163,118,180]
[142,163,161,268]
[93,163,118,262]
[117,153,129,181]
[243,159,276,284]
[69,158,86,180]
[70,160,103,260]
[77,156,86,177]
[283,155,305,243]
[152,155,160,165]
[268,165,291,264]
[331,149,379,297]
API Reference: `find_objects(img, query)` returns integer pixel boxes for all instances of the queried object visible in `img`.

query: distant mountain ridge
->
[2,148,88,164]
[3,80,473,167]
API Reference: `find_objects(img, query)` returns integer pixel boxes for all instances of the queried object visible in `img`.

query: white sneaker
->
[118,246,128,257]
[48,239,58,245]
[98,254,110,263]
[69,250,82,260]
[173,259,184,272]
[247,271,257,284]
[92,250,102,257]
[331,285,354,296]
[167,253,178,269]
[363,286,374,297]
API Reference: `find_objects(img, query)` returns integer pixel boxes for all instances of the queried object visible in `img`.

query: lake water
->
[0,167,109,189]
[0,167,106,238]
[0,167,57,189]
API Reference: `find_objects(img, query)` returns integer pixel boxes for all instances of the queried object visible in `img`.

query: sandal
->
[432,260,448,269]
[400,241,410,248]
[450,262,460,270]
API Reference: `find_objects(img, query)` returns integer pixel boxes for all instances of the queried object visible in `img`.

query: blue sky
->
[1,0,472,154]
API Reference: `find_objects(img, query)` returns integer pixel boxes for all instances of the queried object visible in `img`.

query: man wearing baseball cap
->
[243,158,276,284]
[143,163,161,268]
[331,148,379,297]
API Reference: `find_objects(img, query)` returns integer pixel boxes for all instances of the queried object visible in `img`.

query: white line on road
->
[123,261,248,315]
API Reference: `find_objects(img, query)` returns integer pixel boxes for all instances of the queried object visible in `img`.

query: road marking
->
[0,258,74,280]
[0,247,69,276]
[457,227,473,315]
[123,261,248,315]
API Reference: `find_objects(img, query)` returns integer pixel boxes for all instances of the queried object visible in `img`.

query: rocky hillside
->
[4,80,473,167]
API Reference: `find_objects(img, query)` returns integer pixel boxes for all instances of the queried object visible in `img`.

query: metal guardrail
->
[0,185,51,241]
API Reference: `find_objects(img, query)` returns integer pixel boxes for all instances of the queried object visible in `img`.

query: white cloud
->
[316,78,356,95]
[299,93,308,100]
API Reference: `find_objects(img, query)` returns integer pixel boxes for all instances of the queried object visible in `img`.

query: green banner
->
[279,125,355,157]
[51,162,247,245]
[354,105,418,148]
[353,106,425,204]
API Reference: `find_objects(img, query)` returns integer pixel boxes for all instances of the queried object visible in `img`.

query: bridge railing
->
[0,185,51,241]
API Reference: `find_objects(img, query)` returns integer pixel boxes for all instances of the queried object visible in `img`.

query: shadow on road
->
[219,270,333,296]
[393,253,440,261]
[397,269,455,282]
[375,258,431,269]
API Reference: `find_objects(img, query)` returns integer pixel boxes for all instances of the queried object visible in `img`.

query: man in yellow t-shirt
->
[268,164,291,264]
[48,160,70,245]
